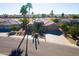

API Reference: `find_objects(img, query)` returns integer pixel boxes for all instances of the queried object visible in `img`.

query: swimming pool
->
[46,29,63,36]
[0,28,11,32]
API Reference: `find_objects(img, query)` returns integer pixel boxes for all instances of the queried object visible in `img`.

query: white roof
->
[0,18,22,26]
[28,18,56,26]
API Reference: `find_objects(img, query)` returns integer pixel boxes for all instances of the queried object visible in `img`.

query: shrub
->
[48,18,60,23]
[69,14,79,19]
[60,23,79,39]
[68,24,79,36]
[10,25,17,31]
[59,23,69,33]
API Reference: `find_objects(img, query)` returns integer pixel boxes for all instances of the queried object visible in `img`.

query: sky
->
[0,3,79,15]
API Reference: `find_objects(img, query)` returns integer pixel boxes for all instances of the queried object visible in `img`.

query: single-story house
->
[28,18,59,31]
[0,18,22,32]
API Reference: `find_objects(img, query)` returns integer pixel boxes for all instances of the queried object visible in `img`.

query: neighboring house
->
[0,15,33,18]
[59,19,71,24]
[44,21,58,31]
[59,18,79,24]
[28,18,58,31]
[0,18,22,32]
[70,19,79,24]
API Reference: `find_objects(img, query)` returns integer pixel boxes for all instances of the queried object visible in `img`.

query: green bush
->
[68,24,79,36]
[60,23,79,38]
[19,18,28,23]
[60,23,69,33]
[19,18,29,30]
[69,14,79,18]
[11,25,17,31]
[49,18,60,23]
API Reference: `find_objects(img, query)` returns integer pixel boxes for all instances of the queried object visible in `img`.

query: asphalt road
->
[0,36,79,56]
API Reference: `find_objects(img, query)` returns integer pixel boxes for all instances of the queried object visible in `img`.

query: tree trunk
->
[63,32,67,37]
[25,33,28,56]
[23,14,29,56]
[25,22,28,56]
[25,9,30,56]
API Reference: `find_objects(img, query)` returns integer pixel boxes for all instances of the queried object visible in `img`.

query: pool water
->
[0,29,11,32]
[46,29,63,36]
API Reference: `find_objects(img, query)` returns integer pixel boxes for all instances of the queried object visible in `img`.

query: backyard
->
[0,3,79,56]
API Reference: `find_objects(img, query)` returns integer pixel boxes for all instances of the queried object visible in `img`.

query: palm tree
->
[50,10,54,17]
[9,5,28,56]
[20,5,28,29]
[24,3,32,56]
[31,12,34,17]
[20,5,27,17]
[32,12,34,15]
[26,3,32,17]
[32,21,46,49]
[20,5,29,56]
[61,13,64,18]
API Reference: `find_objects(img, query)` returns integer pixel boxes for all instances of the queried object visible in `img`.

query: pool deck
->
[0,33,79,56]
[0,32,76,47]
